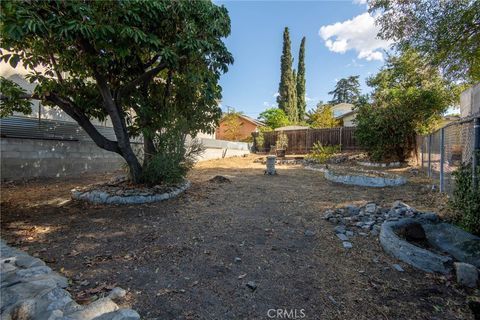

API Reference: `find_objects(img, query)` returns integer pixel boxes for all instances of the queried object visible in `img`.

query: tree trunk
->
[93,73,144,183]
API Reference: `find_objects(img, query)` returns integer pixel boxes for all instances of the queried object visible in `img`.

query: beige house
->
[331,103,356,127]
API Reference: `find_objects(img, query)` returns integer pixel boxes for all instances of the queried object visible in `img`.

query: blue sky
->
[216,0,392,118]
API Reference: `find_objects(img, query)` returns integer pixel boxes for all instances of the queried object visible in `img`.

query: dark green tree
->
[370,0,480,82]
[277,27,298,123]
[296,37,306,121]
[328,76,361,104]
[0,1,233,183]
[356,49,456,161]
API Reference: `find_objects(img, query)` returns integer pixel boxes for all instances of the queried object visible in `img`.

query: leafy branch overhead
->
[0,0,233,183]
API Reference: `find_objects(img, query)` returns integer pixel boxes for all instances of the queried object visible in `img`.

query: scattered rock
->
[392,264,405,272]
[365,203,377,214]
[336,234,349,241]
[234,257,242,263]
[454,262,479,288]
[342,242,353,249]
[246,281,257,291]
[304,230,316,237]
[108,287,127,300]
[334,225,346,234]
[345,231,354,237]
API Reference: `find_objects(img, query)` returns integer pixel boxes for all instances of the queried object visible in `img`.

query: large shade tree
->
[0,0,233,183]
[356,49,456,161]
[328,76,361,105]
[370,0,480,82]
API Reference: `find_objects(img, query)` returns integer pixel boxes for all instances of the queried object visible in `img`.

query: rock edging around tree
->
[72,180,191,205]
[0,240,140,320]
[324,169,406,187]
[357,161,402,168]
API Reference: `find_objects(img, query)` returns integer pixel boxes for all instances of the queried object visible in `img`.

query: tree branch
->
[46,93,121,154]
[118,61,168,96]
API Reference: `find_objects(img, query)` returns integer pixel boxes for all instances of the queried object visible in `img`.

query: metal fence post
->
[428,134,432,177]
[473,117,480,191]
[440,128,445,192]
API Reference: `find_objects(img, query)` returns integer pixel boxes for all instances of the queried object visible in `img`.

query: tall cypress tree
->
[277,27,298,123]
[296,37,306,122]
[292,69,298,122]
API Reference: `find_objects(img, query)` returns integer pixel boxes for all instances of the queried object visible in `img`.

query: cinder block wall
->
[1,137,251,181]
[1,138,127,180]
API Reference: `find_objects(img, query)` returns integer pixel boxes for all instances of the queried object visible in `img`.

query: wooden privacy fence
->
[253,127,359,154]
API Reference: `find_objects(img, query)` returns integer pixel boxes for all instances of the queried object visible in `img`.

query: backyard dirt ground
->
[1,155,478,320]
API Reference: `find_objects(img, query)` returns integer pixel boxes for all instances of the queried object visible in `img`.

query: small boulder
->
[365,203,377,214]
[334,225,346,234]
[455,262,479,288]
[246,281,257,291]
[342,242,353,249]
[337,233,349,241]
[304,230,316,237]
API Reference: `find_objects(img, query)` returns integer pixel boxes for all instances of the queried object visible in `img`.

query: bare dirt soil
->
[1,155,478,319]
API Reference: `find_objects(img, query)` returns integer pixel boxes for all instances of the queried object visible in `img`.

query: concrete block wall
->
[1,137,251,181]
[1,138,126,180]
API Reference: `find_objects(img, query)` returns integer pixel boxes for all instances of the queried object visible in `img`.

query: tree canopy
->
[258,108,290,129]
[370,0,480,82]
[356,49,456,161]
[328,76,361,105]
[0,0,233,183]
[307,103,340,128]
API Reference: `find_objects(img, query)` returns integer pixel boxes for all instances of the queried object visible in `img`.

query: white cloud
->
[353,0,367,4]
[273,92,280,98]
[319,12,392,61]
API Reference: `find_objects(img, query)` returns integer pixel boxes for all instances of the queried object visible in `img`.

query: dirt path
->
[1,156,475,319]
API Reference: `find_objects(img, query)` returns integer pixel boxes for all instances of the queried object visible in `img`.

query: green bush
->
[305,142,341,164]
[450,162,480,236]
[141,133,204,185]
[355,104,416,162]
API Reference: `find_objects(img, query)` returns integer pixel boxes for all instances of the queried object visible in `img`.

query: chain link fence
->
[418,115,480,195]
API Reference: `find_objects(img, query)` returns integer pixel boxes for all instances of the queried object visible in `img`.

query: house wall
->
[1,60,113,126]
[331,103,354,118]
[460,83,480,117]
[215,116,258,141]
[342,113,356,127]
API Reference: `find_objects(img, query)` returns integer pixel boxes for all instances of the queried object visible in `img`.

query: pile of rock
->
[1,240,140,319]
[323,201,424,237]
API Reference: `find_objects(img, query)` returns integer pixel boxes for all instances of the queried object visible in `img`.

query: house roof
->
[220,114,265,127]
[331,103,354,110]
[239,115,265,127]
[274,125,310,131]
[335,110,356,119]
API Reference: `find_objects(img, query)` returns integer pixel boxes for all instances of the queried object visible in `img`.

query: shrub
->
[305,142,341,164]
[450,163,480,236]
[276,131,289,150]
[355,104,416,162]
[142,132,204,185]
